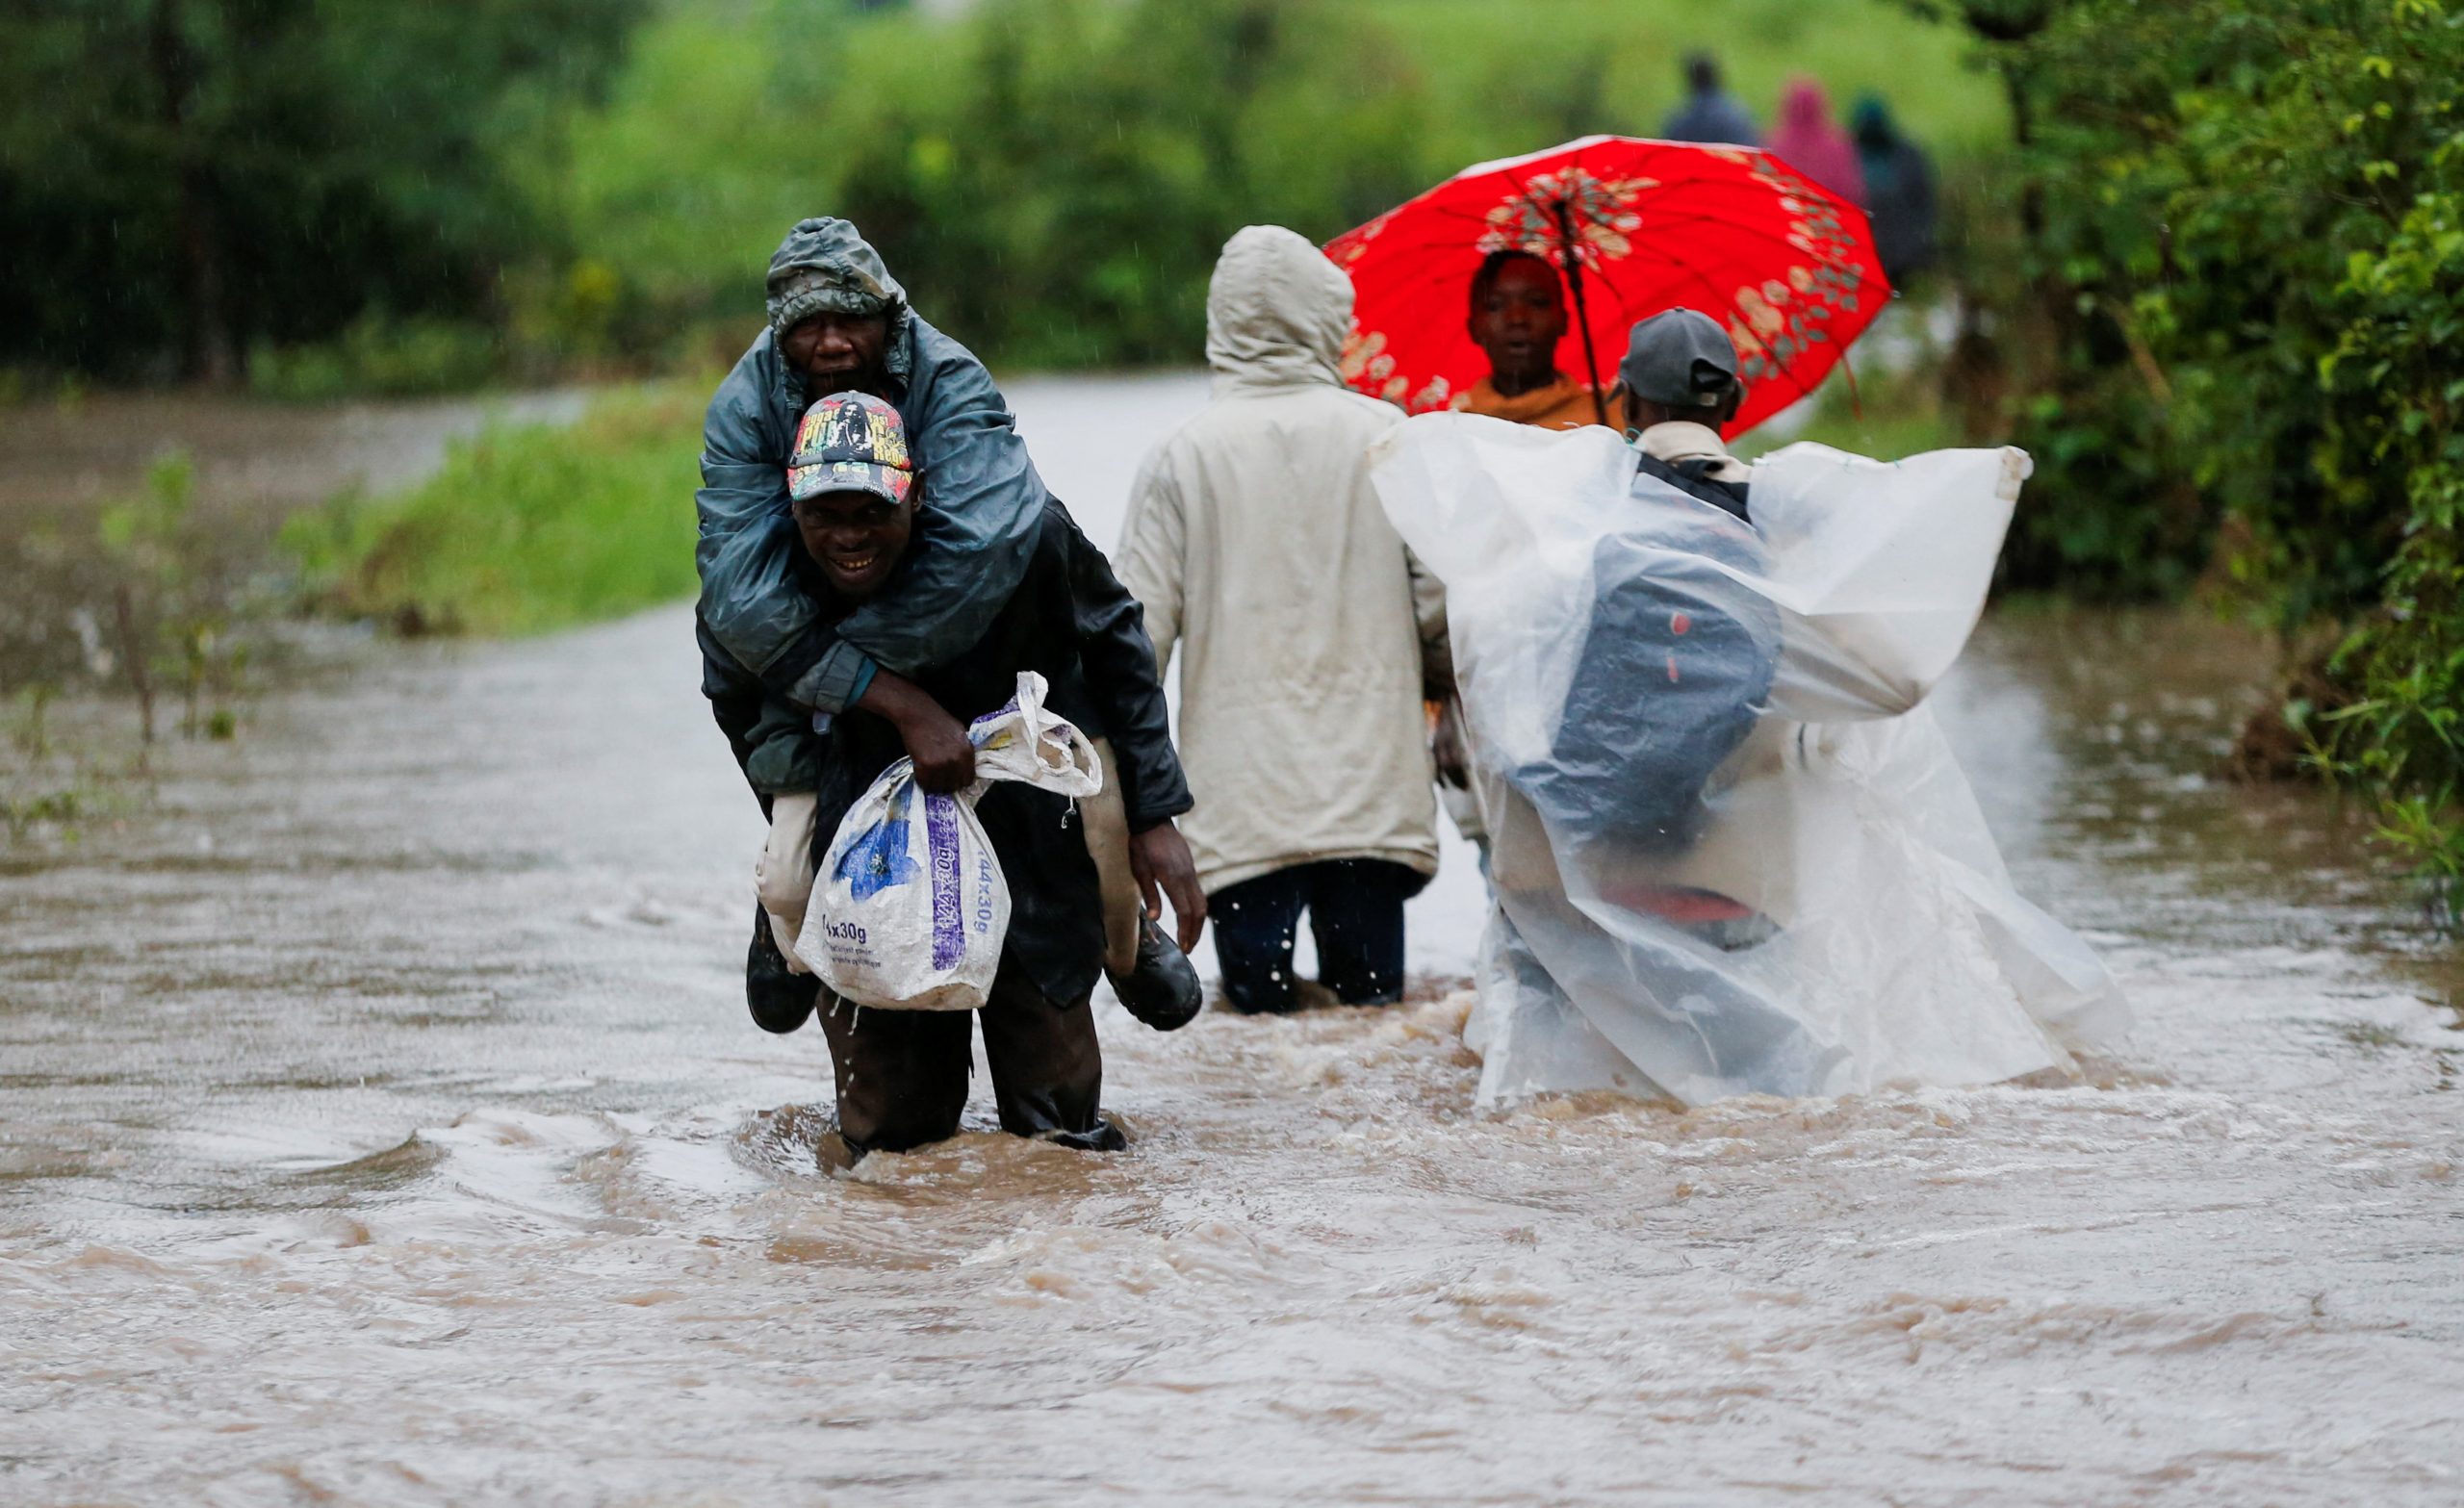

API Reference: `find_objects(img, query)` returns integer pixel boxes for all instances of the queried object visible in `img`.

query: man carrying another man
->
[697,218,1202,1043]
[736,392,1198,1155]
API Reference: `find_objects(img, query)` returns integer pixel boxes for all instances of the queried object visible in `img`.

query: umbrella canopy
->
[1325,136,1890,433]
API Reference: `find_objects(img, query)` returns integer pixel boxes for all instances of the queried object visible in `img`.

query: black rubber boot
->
[746,904,821,1035]
[1107,916,1204,1031]
[1041,1115,1129,1153]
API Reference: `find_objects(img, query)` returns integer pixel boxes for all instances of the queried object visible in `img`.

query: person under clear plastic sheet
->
[1370,312,2129,1106]
[1482,311,1807,1083]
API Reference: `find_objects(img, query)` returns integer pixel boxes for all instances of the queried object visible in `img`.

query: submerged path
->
[3,377,2460,1505]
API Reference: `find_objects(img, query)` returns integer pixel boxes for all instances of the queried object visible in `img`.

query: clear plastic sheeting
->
[1370,416,2129,1106]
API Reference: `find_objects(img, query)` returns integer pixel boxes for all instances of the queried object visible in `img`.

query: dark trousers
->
[1211,858,1419,1013]
[813,959,1105,1155]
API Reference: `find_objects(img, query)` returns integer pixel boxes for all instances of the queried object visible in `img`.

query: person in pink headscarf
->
[1767,77,1866,207]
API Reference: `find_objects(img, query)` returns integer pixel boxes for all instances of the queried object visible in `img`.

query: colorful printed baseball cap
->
[787,391,916,506]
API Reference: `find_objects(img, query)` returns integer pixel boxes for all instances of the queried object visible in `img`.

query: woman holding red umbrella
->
[1433,245,1630,832]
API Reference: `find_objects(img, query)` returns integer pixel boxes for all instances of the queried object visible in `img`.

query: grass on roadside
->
[283,384,706,637]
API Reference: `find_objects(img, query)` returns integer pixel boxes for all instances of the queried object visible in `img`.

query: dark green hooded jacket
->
[696,220,1052,750]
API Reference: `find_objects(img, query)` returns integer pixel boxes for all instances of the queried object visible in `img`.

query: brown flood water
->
[3,377,2461,1505]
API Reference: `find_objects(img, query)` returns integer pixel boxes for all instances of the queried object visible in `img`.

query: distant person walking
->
[1115,226,1450,1014]
[1451,250,1616,431]
[1851,94,1939,282]
[1660,51,1759,147]
[1768,77,1865,206]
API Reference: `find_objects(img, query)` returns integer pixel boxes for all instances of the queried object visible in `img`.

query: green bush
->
[2313,134,2464,882]
[248,314,507,401]
[0,0,642,383]
[1934,0,2464,874]
[283,385,704,636]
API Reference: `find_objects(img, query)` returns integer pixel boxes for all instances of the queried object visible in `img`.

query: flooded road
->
[5,376,2461,1505]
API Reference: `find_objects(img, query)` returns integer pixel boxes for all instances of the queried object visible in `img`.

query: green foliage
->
[2310,133,2464,881]
[1938,0,2464,877]
[93,452,252,744]
[283,385,705,637]
[819,0,1420,368]
[547,0,2001,371]
[11,0,1997,386]
[1,731,144,846]
[1940,0,2462,608]
[247,315,506,402]
[0,0,642,383]
[1741,327,1960,464]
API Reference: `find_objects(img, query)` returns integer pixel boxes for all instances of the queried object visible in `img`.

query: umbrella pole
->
[1553,199,1612,428]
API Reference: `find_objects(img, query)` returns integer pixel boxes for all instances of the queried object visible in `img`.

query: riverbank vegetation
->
[542,0,2000,371]
[1915,0,2464,880]
[283,386,703,638]
[0,1,643,389]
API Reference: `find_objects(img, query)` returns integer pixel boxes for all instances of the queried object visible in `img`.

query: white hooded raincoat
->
[1116,226,1445,894]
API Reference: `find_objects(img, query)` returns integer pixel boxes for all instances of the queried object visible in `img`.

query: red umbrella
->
[1324,135,1890,434]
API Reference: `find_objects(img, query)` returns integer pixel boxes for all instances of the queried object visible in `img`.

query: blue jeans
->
[1211,858,1421,1013]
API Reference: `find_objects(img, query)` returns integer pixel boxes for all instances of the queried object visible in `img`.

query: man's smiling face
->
[791,487,913,602]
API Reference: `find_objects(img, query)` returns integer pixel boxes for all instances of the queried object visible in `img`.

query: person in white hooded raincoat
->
[1115,226,1450,1014]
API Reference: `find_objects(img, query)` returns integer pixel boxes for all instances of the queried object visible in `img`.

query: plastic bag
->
[1369,416,2129,1107]
[795,672,1103,1010]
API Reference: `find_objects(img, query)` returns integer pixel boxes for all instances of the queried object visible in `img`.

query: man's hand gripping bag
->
[796,673,1102,1010]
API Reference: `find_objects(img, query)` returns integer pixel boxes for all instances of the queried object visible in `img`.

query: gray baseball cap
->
[1618,309,1743,409]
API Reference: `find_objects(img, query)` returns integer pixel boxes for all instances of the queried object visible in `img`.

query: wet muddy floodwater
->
[4,377,2461,1505]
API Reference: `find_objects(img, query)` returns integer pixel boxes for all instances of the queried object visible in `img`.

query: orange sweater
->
[1454,375,1623,432]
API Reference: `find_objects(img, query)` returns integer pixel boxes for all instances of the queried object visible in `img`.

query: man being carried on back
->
[740,392,1203,1157]
[697,218,1199,1034]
